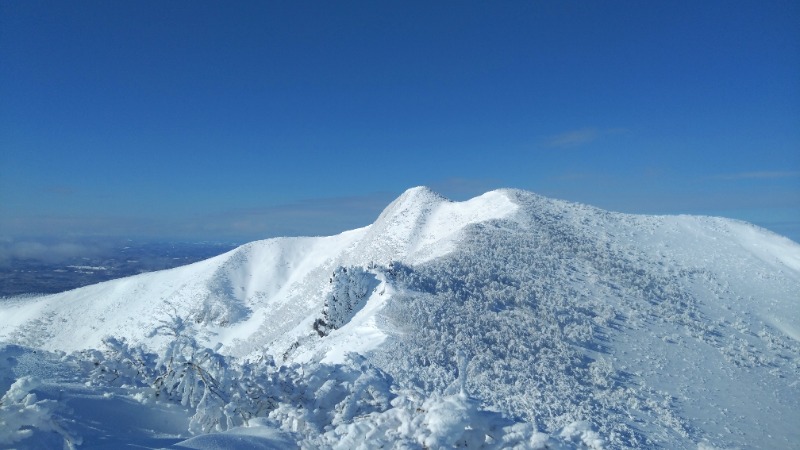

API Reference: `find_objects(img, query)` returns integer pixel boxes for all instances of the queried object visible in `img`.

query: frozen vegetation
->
[1,187,798,448]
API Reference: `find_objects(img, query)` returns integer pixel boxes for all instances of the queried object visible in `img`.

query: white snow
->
[304,270,395,365]
[1,186,798,449]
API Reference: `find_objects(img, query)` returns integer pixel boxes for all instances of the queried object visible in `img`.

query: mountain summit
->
[1,187,798,448]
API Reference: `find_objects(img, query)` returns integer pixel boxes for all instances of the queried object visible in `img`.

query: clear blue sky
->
[1,0,798,243]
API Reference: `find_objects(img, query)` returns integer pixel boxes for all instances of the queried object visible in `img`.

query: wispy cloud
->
[0,215,159,239]
[180,192,394,239]
[549,172,595,182]
[713,171,800,180]
[543,127,627,149]
[41,185,78,197]
[545,128,600,148]
[429,177,500,200]
[0,238,109,266]
[0,193,396,242]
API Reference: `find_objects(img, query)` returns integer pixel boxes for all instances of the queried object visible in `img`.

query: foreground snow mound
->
[173,420,299,450]
[0,376,76,447]
[1,186,799,448]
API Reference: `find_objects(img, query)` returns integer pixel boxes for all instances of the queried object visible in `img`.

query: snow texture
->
[1,186,799,449]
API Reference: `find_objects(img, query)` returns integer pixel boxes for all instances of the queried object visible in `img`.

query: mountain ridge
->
[1,186,798,448]
[2,186,798,357]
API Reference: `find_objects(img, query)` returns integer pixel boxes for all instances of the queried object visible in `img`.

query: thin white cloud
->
[0,193,395,242]
[545,128,600,148]
[549,172,595,182]
[429,177,500,200]
[41,185,78,197]
[0,239,108,265]
[714,171,800,180]
[543,127,627,149]
[182,192,395,239]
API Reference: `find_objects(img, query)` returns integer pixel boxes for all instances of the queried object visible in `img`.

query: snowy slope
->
[1,187,799,449]
[0,188,516,356]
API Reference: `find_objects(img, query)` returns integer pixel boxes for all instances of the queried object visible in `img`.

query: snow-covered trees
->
[0,334,597,448]
[76,323,398,436]
[314,266,379,337]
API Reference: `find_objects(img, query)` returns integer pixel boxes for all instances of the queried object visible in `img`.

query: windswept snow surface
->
[1,187,799,449]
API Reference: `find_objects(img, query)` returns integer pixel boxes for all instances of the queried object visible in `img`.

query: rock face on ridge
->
[1,186,799,449]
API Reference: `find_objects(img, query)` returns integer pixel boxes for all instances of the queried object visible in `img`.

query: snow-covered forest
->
[1,187,798,449]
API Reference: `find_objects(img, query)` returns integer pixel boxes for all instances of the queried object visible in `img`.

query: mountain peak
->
[371,187,449,231]
[356,187,517,264]
[393,185,450,205]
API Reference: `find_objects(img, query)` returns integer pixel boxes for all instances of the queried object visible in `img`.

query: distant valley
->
[0,240,237,297]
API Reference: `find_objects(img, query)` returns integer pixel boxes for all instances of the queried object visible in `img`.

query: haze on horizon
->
[1,1,798,246]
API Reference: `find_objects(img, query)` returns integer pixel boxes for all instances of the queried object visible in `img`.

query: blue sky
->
[1,0,798,244]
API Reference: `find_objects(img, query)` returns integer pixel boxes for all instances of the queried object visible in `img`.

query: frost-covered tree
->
[314,266,378,336]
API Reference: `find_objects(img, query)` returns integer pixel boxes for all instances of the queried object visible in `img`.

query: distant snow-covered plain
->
[1,187,798,449]
[0,240,238,297]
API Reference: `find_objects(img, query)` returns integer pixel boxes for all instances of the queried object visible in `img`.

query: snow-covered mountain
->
[2,187,799,449]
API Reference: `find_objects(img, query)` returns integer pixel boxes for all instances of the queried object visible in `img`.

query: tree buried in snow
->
[314,266,379,337]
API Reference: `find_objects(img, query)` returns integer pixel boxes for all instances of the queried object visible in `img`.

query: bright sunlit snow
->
[1,187,798,449]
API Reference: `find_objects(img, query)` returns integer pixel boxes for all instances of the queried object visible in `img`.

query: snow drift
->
[1,187,799,449]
